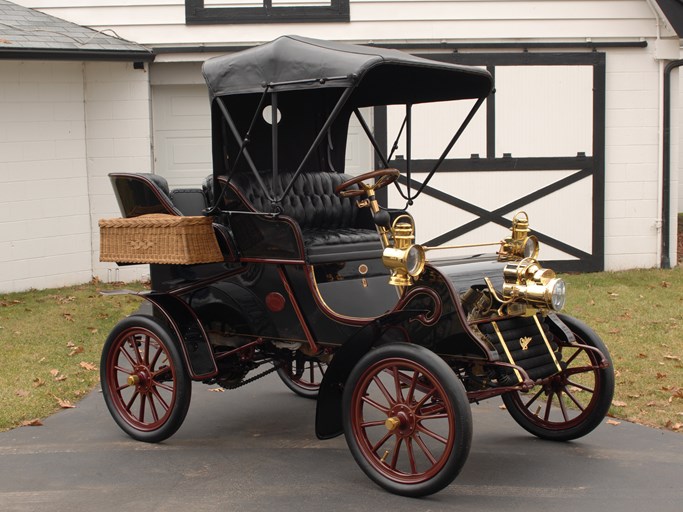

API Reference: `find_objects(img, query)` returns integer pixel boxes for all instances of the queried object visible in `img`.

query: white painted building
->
[1,0,682,292]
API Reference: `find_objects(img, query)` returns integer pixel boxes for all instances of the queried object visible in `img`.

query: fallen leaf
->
[55,374,67,382]
[637,353,648,359]
[50,369,60,377]
[606,419,621,426]
[656,372,667,379]
[608,328,621,335]
[79,361,97,371]
[612,400,628,407]
[87,327,98,334]
[608,292,619,299]
[660,281,671,288]
[62,313,74,322]
[665,421,682,431]
[68,346,84,356]
[21,419,43,427]
[498,404,507,410]
[646,401,657,407]
[53,396,75,409]
[627,394,640,399]
[66,341,76,348]
[208,388,225,393]
[15,389,30,398]
[664,355,681,361]
[32,378,45,388]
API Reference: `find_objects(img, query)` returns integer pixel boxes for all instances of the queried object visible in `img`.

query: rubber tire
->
[342,343,472,497]
[502,315,614,441]
[101,315,192,443]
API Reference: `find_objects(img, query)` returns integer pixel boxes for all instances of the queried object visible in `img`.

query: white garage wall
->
[0,60,153,293]
[85,61,155,284]
[0,61,92,293]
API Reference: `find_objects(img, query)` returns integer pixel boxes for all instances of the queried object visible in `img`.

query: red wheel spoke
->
[414,433,437,465]
[564,347,583,367]
[125,390,139,412]
[360,419,386,428]
[417,401,446,418]
[390,437,403,470]
[372,375,396,407]
[406,438,418,474]
[138,393,147,422]
[361,395,390,414]
[414,387,436,411]
[405,370,419,404]
[114,365,133,375]
[416,424,448,445]
[148,393,160,422]
[562,386,586,411]
[115,382,131,392]
[543,391,554,421]
[151,386,170,411]
[391,366,405,403]
[371,431,393,454]
[566,379,594,394]
[557,390,570,421]
[155,381,175,393]
[119,344,137,368]
[150,344,163,370]
[522,386,546,411]
[143,335,151,365]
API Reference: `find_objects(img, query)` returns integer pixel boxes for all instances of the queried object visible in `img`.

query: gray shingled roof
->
[0,0,153,61]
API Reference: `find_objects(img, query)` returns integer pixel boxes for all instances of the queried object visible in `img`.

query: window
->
[186,0,350,24]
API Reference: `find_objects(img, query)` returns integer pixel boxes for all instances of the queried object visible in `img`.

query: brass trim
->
[491,321,523,383]
[533,314,563,373]
[385,417,400,431]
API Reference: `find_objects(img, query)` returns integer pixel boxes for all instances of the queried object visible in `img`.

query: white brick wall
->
[0,61,154,293]
[0,61,92,292]
[84,61,154,284]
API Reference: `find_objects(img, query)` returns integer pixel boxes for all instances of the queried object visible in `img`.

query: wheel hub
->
[386,404,416,436]
[128,367,152,392]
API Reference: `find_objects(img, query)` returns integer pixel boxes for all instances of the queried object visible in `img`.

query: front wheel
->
[502,315,614,441]
[343,343,472,497]
[100,315,191,443]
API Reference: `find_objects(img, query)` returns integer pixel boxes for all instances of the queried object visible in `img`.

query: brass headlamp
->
[500,258,566,311]
[382,216,426,287]
[498,211,539,261]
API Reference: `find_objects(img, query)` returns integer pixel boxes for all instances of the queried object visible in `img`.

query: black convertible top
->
[202,35,492,106]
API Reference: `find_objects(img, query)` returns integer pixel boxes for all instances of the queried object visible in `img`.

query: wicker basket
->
[99,214,224,264]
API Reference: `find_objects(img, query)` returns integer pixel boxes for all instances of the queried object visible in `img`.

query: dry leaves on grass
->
[79,361,97,371]
[665,421,682,431]
[51,394,76,409]
[62,313,74,322]
[606,419,621,426]
[21,419,43,427]
[612,400,628,407]
[50,369,67,381]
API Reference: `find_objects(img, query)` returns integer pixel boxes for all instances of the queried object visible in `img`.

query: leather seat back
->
[227,172,363,230]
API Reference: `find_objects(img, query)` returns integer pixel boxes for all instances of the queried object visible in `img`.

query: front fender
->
[315,309,420,440]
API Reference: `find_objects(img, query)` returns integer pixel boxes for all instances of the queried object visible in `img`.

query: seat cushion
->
[302,228,382,263]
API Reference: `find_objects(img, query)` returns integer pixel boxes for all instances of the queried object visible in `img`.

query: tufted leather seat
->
[225,171,382,263]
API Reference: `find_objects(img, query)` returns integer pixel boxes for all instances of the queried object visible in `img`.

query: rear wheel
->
[100,315,191,443]
[343,343,472,497]
[276,351,327,399]
[502,315,614,441]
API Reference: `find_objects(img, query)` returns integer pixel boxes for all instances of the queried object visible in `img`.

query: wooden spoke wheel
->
[276,352,328,399]
[502,315,614,441]
[342,343,472,497]
[100,315,191,443]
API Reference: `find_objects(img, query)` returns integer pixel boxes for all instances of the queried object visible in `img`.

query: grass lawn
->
[0,281,144,430]
[563,267,683,431]
[0,268,681,433]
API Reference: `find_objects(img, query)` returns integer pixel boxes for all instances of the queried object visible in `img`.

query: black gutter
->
[662,59,683,269]
[0,48,155,62]
[152,40,648,55]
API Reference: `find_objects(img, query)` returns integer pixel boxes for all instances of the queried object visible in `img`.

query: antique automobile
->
[99,35,614,497]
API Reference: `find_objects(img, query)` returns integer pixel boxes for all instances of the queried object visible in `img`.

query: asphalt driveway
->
[1,373,681,512]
